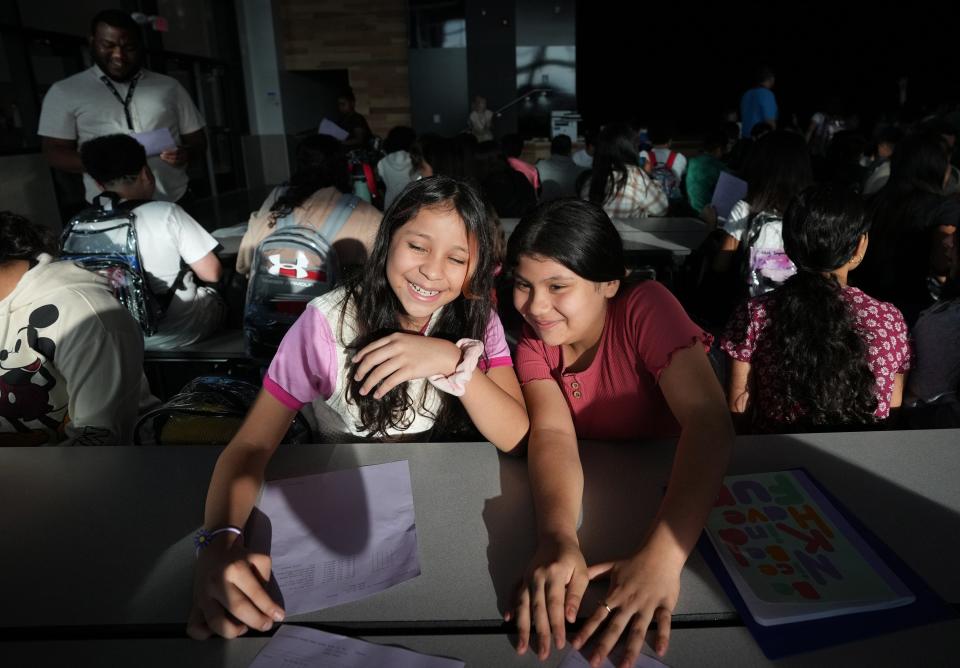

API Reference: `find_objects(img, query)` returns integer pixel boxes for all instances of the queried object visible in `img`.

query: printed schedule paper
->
[131,128,176,156]
[246,460,421,615]
[248,625,464,668]
[710,171,748,221]
[318,118,350,141]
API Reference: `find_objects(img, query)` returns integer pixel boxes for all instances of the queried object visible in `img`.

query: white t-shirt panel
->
[37,66,205,203]
[721,200,785,252]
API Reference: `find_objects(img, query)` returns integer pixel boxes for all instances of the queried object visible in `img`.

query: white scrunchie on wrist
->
[427,338,485,396]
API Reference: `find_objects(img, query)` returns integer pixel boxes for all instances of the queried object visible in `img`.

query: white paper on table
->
[319,118,350,141]
[558,645,670,668]
[245,460,421,615]
[710,171,749,221]
[249,625,464,668]
[131,128,176,156]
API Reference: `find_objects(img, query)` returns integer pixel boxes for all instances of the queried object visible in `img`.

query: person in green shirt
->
[685,129,727,215]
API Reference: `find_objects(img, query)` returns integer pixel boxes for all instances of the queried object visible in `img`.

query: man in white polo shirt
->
[38,9,206,204]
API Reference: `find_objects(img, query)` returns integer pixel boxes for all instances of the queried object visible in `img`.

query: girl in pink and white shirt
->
[721,185,911,432]
[188,176,528,641]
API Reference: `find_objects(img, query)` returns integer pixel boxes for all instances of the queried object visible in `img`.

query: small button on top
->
[571,381,580,390]
[573,390,582,398]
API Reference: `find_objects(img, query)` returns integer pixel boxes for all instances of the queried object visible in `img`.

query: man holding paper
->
[38,9,206,204]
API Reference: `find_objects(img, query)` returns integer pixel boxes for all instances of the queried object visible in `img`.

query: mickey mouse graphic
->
[0,304,61,433]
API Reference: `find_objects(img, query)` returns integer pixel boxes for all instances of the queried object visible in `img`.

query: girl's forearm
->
[528,427,584,542]
[643,411,733,565]
[459,371,529,453]
[203,444,273,529]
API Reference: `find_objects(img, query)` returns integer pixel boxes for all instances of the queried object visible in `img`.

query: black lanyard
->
[100,72,141,131]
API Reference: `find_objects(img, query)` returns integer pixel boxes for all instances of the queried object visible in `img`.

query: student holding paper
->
[504,199,733,668]
[38,9,205,204]
[188,176,528,640]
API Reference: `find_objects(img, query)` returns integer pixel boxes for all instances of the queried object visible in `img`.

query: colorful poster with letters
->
[705,470,914,626]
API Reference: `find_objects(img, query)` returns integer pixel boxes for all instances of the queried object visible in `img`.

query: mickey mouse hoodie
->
[0,254,146,445]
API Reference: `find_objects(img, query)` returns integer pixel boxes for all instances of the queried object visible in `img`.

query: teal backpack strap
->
[321,193,360,241]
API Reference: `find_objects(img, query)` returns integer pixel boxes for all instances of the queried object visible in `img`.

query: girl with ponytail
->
[721,185,912,431]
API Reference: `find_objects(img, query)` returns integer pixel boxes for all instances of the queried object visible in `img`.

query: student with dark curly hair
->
[721,185,912,432]
[0,211,148,445]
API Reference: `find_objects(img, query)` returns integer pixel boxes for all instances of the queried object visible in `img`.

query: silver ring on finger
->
[602,601,614,614]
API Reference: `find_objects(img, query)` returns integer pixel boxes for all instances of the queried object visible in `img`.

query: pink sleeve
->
[720,299,757,363]
[629,281,712,379]
[515,323,555,385]
[479,309,512,371]
[264,305,338,409]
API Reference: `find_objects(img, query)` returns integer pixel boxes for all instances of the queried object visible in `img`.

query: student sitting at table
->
[80,134,224,350]
[582,122,668,218]
[504,199,733,668]
[0,211,150,445]
[721,185,911,432]
[187,176,528,640]
[237,134,382,278]
[710,130,813,299]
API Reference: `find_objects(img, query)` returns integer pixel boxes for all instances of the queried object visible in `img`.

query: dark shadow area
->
[482,452,537,616]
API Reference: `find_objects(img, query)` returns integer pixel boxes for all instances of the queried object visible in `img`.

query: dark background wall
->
[466,0,518,137]
[576,1,958,135]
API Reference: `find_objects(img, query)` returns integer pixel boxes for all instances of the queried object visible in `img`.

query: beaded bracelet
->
[194,526,243,557]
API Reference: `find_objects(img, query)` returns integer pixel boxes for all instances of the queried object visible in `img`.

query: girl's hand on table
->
[187,534,285,640]
[572,549,681,668]
[506,536,589,660]
[353,333,461,399]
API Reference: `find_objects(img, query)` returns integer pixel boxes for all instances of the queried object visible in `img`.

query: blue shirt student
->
[740,87,778,138]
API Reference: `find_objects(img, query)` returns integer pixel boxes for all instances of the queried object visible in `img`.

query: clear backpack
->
[739,210,796,298]
[60,193,173,335]
[243,193,358,360]
[134,376,313,445]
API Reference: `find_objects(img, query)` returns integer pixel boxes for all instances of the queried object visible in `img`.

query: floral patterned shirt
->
[721,286,912,423]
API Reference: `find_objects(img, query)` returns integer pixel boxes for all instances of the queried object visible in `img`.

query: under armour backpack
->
[60,193,175,336]
[648,150,684,202]
[243,193,358,360]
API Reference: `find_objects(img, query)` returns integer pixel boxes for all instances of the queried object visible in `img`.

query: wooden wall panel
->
[277,0,411,137]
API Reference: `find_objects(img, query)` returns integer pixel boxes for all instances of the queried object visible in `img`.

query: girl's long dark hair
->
[270,135,350,225]
[757,185,877,430]
[340,176,496,438]
[588,123,639,206]
[743,130,813,214]
[505,198,625,281]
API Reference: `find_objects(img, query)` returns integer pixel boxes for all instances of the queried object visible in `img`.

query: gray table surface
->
[1,429,957,633]
[3,621,958,668]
